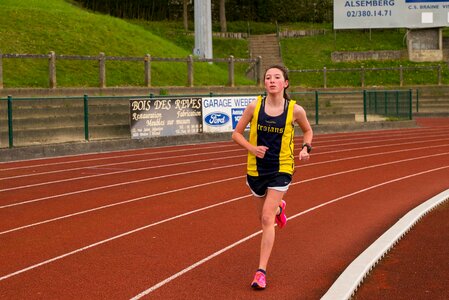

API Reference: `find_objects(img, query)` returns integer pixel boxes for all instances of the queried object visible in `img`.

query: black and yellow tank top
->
[247,95,296,176]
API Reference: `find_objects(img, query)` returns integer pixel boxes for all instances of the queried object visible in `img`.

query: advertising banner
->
[202,95,258,133]
[130,97,202,138]
[334,0,449,29]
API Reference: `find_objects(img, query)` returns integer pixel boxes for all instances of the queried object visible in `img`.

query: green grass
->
[0,0,254,88]
[281,28,448,87]
[1,0,448,89]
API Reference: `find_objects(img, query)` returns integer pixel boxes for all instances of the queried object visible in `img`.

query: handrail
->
[0,89,416,149]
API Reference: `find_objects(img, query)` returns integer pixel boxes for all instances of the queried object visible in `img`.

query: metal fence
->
[0,51,262,89]
[289,65,444,88]
[0,90,414,148]
[1,51,447,89]
[364,90,413,121]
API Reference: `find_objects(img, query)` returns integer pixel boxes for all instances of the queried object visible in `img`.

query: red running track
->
[1,118,449,299]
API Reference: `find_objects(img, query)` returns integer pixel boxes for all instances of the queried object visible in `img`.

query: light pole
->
[193,0,213,59]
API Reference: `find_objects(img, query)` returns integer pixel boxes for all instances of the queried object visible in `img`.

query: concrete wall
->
[407,28,443,62]
[331,50,406,62]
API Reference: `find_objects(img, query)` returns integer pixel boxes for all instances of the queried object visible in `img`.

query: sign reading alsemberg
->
[130,97,202,138]
[334,0,449,29]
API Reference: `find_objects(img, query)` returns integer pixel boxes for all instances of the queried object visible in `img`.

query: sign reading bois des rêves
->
[130,97,202,138]
[334,0,449,29]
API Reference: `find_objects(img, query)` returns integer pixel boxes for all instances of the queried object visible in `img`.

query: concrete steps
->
[248,34,283,78]
[0,97,131,147]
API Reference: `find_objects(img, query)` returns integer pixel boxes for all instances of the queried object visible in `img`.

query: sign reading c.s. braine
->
[334,0,449,29]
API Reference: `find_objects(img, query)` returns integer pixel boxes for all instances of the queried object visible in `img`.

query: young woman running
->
[232,65,313,289]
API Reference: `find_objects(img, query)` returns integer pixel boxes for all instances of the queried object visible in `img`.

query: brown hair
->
[264,64,290,100]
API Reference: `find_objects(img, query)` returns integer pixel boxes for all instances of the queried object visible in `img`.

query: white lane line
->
[0,154,243,192]
[0,147,243,181]
[1,126,446,176]
[1,149,448,236]
[3,135,449,193]
[1,163,448,285]
[0,142,238,171]
[2,142,448,210]
[129,165,449,299]
[0,125,446,172]
[2,130,448,181]
[0,194,249,282]
[0,163,245,209]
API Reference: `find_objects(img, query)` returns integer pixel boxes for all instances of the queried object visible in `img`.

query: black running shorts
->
[246,173,292,197]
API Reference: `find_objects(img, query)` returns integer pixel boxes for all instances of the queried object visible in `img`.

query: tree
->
[219,0,227,32]
[183,0,189,30]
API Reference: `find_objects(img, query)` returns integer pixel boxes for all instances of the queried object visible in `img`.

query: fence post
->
[437,65,441,85]
[323,67,327,89]
[395,90,399,115]
[408,89,413,120]
[83,94,89,141]
[399,65,403,87]
[0,51,3,89]
[256,56,263,87]
[49,51,57,89]
[363,90,367,122]
[7,95,13,148]
[416,88,419,113]
[144,54,151,87]
[99,52,106,88]
[315,90,319,125]
[228,55,235,87]
[187,55,194,87]
[361,66,365,88]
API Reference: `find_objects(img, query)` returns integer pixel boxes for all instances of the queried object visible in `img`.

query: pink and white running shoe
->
[275,200,287,228]
[251,271,266,289]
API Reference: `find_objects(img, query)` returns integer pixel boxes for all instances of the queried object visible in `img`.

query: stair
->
[247,34,284,81]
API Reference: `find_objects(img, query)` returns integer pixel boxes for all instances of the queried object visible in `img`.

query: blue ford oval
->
[205,112,230,127]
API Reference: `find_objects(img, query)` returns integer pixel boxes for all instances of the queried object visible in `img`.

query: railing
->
[1,51,446,89]
[0,89,414,148]
[0,51,262,89]
[289,65,443,88]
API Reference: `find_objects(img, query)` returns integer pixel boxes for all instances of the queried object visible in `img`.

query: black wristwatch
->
[302,143,312,153]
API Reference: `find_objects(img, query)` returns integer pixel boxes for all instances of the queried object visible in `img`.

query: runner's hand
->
[253,146,268,158]
[299,149,310,161]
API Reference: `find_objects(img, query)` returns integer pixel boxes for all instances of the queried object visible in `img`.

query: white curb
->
[321,189,449,300]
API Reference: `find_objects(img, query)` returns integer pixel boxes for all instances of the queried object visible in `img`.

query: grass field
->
[1,0,448,88]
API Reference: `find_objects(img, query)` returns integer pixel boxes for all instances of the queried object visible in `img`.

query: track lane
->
[1,155,446,298]
[1,122,448,299]
[2,165,447,299]
[1,126,447,179]
[143,167,449,300]
[2,132,448,207]
[2,142,448,234]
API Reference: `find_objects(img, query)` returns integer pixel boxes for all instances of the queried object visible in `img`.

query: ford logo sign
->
[205,112,230,126]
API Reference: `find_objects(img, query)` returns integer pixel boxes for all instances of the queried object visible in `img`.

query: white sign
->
[334,0,449,29]
[201,96,257,133]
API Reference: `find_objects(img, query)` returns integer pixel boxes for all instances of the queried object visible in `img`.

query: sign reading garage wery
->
[202,96,257,133]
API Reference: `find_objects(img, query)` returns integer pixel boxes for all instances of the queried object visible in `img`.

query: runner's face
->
[264,68,288,94]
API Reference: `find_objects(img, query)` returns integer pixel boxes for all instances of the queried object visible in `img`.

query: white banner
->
[334,0,449,29]
[201,96,257,133]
